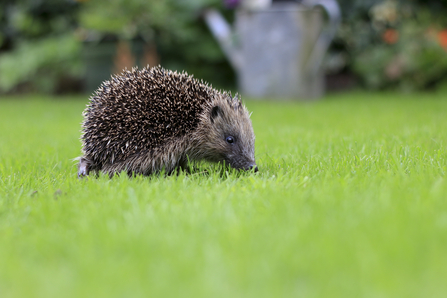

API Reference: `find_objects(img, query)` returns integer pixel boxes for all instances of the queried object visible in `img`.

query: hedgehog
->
[77,65,257,177]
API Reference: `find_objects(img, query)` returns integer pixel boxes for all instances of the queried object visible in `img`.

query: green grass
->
[1,91,447,298]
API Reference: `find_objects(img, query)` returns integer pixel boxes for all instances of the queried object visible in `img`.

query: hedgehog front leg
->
[77,157,91,178]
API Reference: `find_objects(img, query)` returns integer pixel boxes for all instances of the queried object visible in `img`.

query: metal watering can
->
[204,0,341,99]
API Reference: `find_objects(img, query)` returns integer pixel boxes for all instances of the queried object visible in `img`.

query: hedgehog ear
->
[210,106,223,123]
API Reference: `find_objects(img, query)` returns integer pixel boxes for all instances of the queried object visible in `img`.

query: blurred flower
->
[382,29,399,44]
[224,0,241,9]
[437,30,447,50]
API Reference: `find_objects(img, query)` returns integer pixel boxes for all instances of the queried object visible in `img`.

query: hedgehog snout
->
[244,161,258,172]
[248,164,259,172]
[227,154,257,172]
[233,162,258,172]
[236,150,257,172]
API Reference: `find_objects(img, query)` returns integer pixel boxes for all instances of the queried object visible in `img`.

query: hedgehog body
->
[78,66,257,177]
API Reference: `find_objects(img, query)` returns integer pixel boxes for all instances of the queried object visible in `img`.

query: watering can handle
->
[302,0,341,76]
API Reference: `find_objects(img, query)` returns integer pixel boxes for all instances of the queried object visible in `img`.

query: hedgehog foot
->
[77,157,91,178]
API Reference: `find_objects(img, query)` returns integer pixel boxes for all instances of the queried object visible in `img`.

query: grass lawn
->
[1,91,447,298]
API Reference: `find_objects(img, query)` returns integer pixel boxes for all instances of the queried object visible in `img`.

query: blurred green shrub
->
[0,0,234,94]
[335,0,447,91]
[79,0,204,41]
[0,0,81,93]
[0,34,81,93]
[78,0,235,91]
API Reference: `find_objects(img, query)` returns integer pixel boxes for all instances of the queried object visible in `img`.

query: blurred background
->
[0,0,447,97]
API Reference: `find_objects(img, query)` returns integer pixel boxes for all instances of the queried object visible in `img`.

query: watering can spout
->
[203,9,243,70]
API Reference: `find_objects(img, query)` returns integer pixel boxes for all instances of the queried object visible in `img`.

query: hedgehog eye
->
[226,136,234,144]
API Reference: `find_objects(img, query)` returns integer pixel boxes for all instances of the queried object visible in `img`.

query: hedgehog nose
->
[249,164,258,172]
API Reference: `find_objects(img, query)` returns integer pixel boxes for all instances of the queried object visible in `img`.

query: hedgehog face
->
[221,131,257,172]
[199,95,257,172]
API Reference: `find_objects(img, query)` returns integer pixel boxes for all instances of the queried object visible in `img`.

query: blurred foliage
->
[78,0,234,91]
[79,0,212,42]
[334,0,447,91]
[0,0,234,94]
[0,34,81,93]
[2,0,447,94]
[0,0,81,93]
